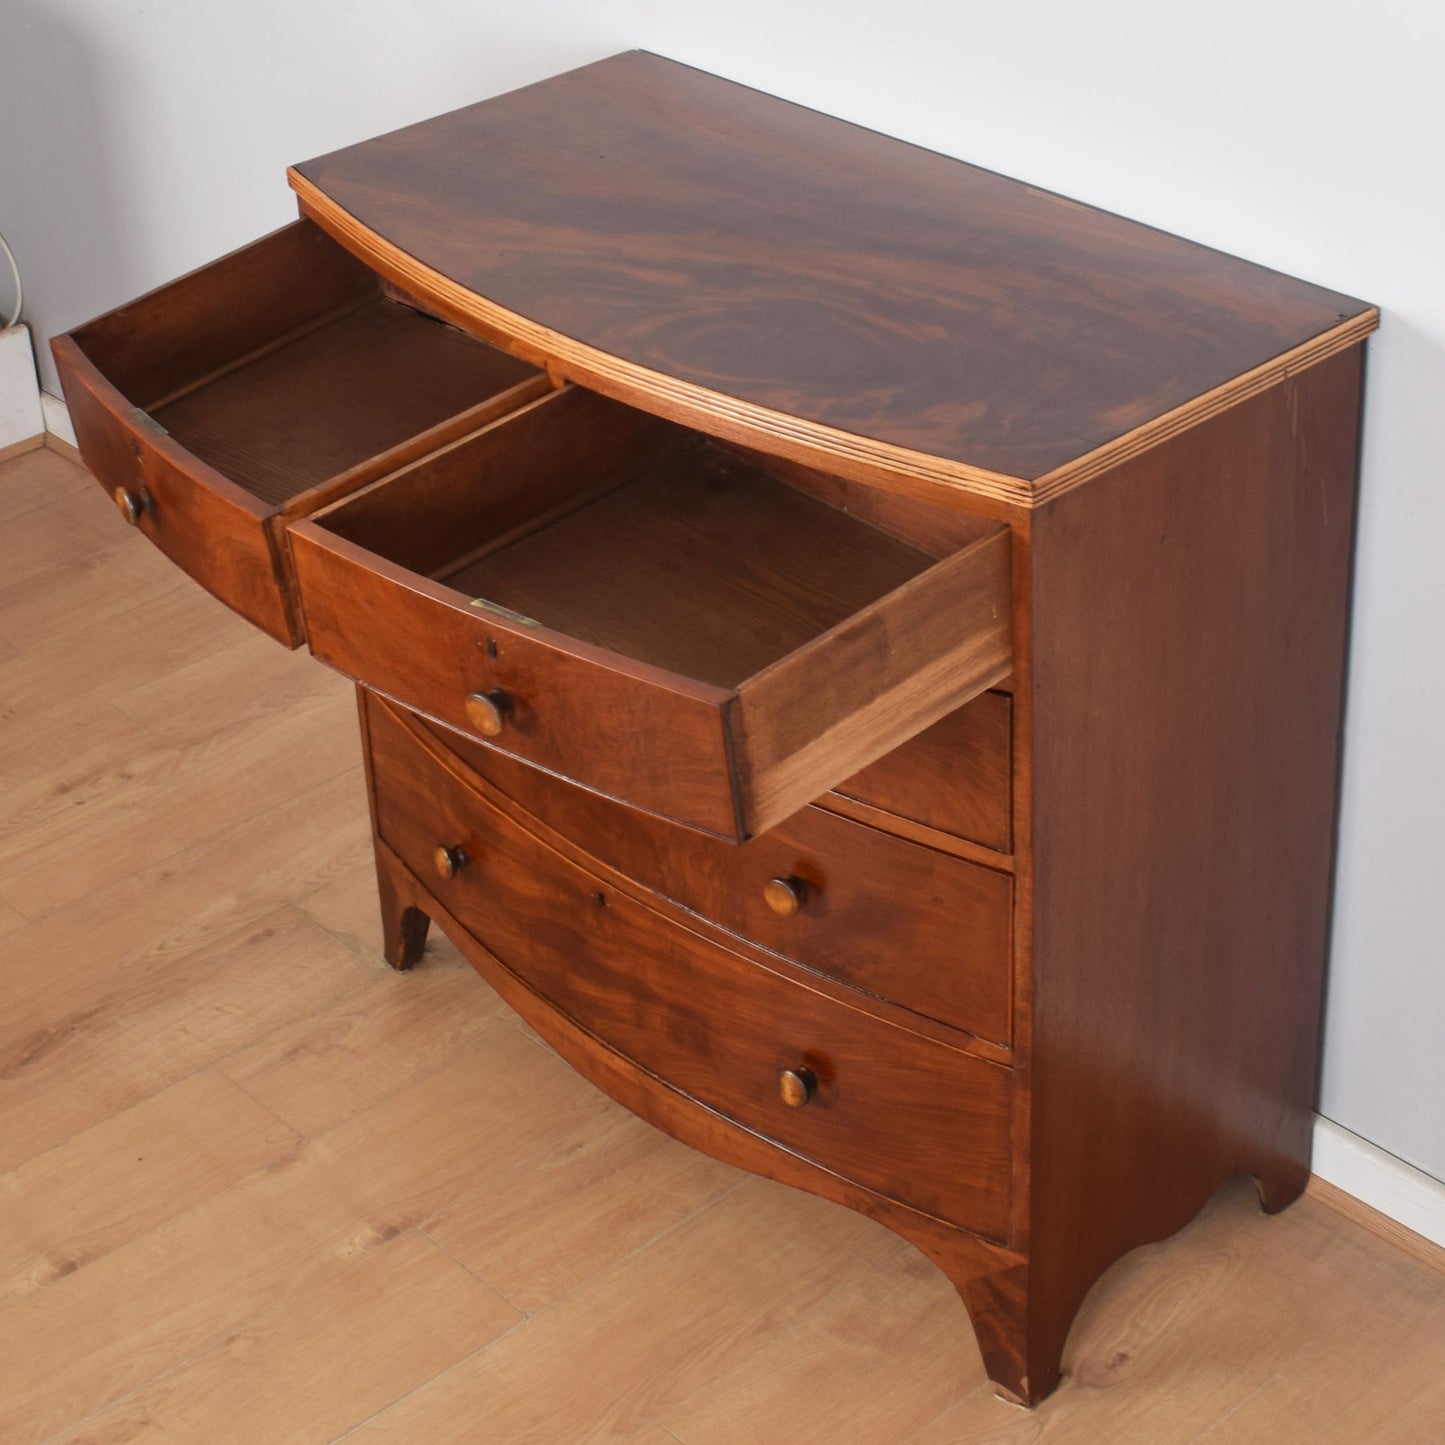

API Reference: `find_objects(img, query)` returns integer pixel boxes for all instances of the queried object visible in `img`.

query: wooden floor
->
[2,440,1443,1444]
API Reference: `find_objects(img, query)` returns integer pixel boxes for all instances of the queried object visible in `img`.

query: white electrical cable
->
[0,230,22,330]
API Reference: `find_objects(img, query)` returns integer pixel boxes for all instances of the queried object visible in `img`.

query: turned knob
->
[113,486,149,526]
[763,876,806,917]
[432,844,468,881]
[464,689,511,737]
[777,1066,816,1108]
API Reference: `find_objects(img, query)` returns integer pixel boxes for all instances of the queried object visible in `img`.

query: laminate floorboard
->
[1,446,1441,1443]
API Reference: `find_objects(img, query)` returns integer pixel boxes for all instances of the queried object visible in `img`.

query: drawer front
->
[414,712,1013,1045]
[297,532,744,838]
[368,698,1013,1239]
[53,220,545,648]
[833,690,1013,853]
[56,336,297,644]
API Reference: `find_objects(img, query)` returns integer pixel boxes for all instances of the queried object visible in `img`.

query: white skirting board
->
[41,389,77,449]
[1313,1116,1445,1249]
[0,325,45,448]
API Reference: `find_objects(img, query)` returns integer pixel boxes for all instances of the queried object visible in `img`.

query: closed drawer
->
[833,690,1012,853]
[367,698,1013,1239]
[413,710,1013,1045]
[52,220,547,645]
[292,384,1013,840]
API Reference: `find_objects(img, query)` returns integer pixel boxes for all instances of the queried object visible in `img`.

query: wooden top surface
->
[291,51,1373,496]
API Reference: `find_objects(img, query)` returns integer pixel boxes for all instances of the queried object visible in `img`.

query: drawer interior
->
[149,297,537,509]
[444,442,935,688]
[301,383,1012,837]
[317,386,996,689]
[69,220,544,514]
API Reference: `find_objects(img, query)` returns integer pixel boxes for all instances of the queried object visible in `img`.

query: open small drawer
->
[52,220,549,645]
[291,386,1013,840]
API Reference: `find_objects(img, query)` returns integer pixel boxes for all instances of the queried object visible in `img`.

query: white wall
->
[6,0,1442,1182]
[0,328,44,447]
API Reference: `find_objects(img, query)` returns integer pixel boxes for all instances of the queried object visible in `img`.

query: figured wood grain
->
[290,51,1375,499]
[36,58,1386,1414]
[404,705,1013,1044]
[368,828,1022,1295]
[366,699,1014,1238]
[1033,307,1379,504]
[382,698,1008,1065]
[293,176,1029,509]
[8,450,1440,1441]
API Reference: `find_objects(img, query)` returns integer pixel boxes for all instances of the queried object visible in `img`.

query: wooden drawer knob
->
[777,1066,816,1108]
[432,844,468,881]
[464,689,511,737]
[763,876,806,917]
[113,487,150,526]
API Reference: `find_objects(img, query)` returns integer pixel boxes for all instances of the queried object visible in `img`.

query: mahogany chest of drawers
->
[53,51,1375,1405]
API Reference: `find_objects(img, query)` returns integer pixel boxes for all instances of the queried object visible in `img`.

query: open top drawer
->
[292,386,1012,840]
[52,220,549,645]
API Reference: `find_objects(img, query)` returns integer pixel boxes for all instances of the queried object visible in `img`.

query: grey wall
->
[7,0,1442,1181]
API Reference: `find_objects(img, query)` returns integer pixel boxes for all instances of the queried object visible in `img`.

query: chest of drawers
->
[52,51,1375,1405]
